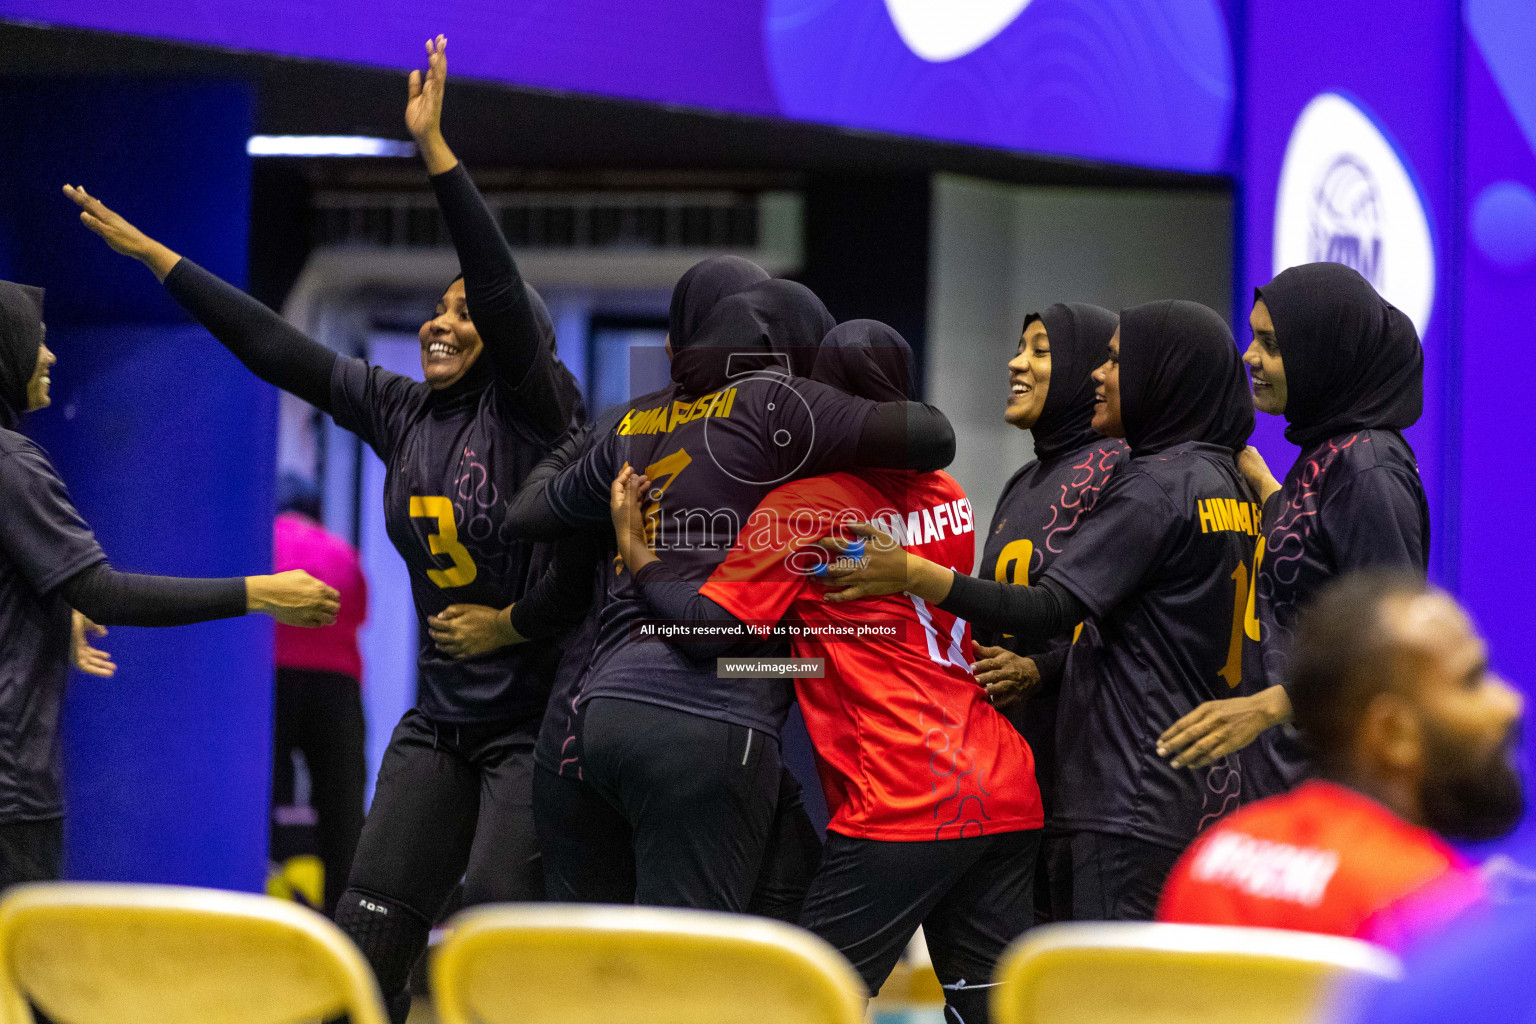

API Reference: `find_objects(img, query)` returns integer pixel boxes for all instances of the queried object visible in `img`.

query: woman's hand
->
[1236,445,1282,503]
[428,603,523,659]
[63,185,182,281]
[247,570,340,627]
[1157,684,1293,769]
[816,522,953,604]
[610,465,657,573]
[970,641,1038,709]
[70,611,117,678]
[406,35,458,175]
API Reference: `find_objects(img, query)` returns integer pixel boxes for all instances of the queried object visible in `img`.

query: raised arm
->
[65,185,337,412]
[406,37,568,434]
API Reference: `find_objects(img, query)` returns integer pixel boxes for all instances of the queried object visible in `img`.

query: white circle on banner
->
[882,0,1036,62]
[1273,92,1435,336]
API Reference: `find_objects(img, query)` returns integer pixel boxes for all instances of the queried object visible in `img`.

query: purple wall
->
[1242,0,1535,852]
[1241,0,1458,582]
[0,80,275,890]
[0,0,1238,173]
[1460,0,1536,851]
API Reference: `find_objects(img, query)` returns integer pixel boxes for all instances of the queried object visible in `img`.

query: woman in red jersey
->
[611,320,1042,1024]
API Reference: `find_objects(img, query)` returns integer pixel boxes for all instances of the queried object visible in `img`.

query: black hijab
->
[668,255,771,351]
[1025,302,1119,461]
[811,319,916,402]
[670,279,834,398]
[1255,262,1423,450]
[1119,299,1254,456]
[0,280,45,431]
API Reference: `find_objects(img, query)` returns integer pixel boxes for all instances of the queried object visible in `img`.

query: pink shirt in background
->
[273,511,367,680]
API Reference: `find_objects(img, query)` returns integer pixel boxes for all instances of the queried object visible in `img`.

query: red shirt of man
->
[1157,572,1522,953]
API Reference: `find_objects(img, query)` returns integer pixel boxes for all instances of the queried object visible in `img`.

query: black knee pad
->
[333,888,431,1001]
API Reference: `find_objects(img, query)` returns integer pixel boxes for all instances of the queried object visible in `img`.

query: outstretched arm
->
[815,521,1085,642]
[58,563,339,629]
[2,440,338,636]
[65,185,337,412]
[407,37,569,434]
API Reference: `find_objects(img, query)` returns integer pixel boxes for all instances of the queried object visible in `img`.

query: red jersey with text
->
[1157,781,1484,952]
[701,468,1043,841]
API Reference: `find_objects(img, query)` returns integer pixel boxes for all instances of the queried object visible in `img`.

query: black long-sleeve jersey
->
[529,375,876,735]
[164,163,584,724]
[0,431,246,821]
[974,437,1128,822]
[1042,442,1278,850]
[506,372,959,737]
[1254,428,1429,786]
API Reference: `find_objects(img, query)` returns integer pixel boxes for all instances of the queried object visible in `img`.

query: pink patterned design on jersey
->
[1035,442,1125,576]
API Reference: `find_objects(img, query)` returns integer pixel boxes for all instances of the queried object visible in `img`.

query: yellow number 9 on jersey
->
[409,495,478,588]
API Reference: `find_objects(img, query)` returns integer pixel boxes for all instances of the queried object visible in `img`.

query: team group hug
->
[0,36,1521,1024]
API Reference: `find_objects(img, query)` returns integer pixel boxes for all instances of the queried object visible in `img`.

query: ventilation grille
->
[313,191,763,249]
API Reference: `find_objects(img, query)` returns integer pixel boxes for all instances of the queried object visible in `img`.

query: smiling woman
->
[1244,299,1288,416]
[1003,316,1051,428]
[64,38,590,1024]
[968,302,1125,924]
[0,278,339,889]
[420,278,486,388]
[25,330,53,410]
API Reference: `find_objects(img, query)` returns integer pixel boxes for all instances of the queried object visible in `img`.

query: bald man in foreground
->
[1158,570,1523,951]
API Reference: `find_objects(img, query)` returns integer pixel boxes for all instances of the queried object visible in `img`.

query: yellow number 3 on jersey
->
[409,495,478,588]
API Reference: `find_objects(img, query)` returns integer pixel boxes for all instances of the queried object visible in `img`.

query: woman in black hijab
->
[425,253,782,907]
[1158,263,1427,781]
[665,276,835,396]
[0,281,337,888]
[429,253,773,660]
[960,303,1128,925]
[667,255,771,354]
[504,278,956,916]
[825,299,1277,919]
[68,41,588,1023]
[606,320,1043,1024]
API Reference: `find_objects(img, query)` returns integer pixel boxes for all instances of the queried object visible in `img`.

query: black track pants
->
[799,829,1041,1024]
[336,709,543,1019]
[579,697,781,912]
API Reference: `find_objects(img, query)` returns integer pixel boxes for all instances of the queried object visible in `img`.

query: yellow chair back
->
[992,922,1402,1024]
[0,882,387,1024]
[431,904,867,1024]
